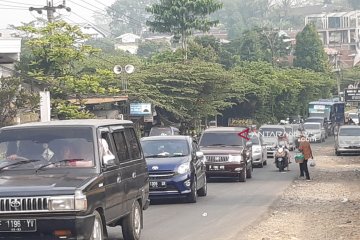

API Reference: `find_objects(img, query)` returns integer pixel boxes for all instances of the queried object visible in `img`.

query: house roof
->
[115,33,141,40]
[73,23,108,38]
[289,4,350,16]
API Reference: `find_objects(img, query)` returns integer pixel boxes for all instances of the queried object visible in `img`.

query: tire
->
[197,175,207,197]
[335,150,340,156]
[90,211,104,240]
[239,167,246,182]
[246,163,252,179]
[258,160,264,168]
[122,201,142,240]
[186,177,198,203]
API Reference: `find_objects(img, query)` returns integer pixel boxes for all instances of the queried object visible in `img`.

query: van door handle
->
[132,172,136,178]
[117,175,121,183]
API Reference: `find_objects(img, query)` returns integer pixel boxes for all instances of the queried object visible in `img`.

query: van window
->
[125,128,141,160]
[112,131,130,162]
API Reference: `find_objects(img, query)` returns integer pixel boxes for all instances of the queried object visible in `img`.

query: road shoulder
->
[238,144,360,240]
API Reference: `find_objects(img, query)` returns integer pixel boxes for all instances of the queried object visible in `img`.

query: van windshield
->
[199,132,243,147]
[339,128,360,136]
[259,128,285,137]
[0,127,95,170]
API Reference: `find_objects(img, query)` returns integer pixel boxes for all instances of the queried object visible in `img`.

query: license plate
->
[209,165,225,171]
[149,181,166,189]
[0,219,36,232]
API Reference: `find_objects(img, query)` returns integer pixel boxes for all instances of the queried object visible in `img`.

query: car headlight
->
[229,155,242,162]
[49,191,87,211]
[177,162,190,174]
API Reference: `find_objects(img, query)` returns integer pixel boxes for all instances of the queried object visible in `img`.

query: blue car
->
[140,135,207,203]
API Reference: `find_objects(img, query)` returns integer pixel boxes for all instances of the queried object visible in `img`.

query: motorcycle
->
[274,144,289,172]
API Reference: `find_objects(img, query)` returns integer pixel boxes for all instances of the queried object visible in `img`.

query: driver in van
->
[59,141,94,167]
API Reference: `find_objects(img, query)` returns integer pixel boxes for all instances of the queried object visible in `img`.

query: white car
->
[348,112,359,125]
[303,122,325,143]
[250,133,267,167]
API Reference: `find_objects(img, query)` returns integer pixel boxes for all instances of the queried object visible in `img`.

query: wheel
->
[335,150,340,156]
[186,176,198,203]
[122,201,142,240]
[246,163,252,179]
[258,160,264,168]
[90,211,104,240]
[239,167,246,182]
[197,175,207,197]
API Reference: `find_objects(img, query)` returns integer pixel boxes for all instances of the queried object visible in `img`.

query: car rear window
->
[149,127,172,136]
[199,132,244,147]
[304,124,321,130]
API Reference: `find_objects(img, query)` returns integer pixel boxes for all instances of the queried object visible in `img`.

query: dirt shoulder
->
[239,141,360,240]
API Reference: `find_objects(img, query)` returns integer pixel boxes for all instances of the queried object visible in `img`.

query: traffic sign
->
[344,88,360,102]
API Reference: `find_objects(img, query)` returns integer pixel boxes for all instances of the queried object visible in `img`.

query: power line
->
[69,10,112,36]
[0,0,42,7]
[0,3,31,8]
[69,0,142,29]
[0,7,28,10]
[83,0,143,26]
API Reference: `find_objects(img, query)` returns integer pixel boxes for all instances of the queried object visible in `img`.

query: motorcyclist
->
[275,140,290,171]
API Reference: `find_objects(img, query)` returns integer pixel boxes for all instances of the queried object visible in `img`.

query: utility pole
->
[29,0,71,23]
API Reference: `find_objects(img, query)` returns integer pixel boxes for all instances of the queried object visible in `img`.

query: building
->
[114,33,141,54]
[76,23,107,39]
[305,11,360,68]
[0,29,21,77]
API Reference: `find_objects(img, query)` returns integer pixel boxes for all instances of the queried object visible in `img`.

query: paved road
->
[106,146,316,240]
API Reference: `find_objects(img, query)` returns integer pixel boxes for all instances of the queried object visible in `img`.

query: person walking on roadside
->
[298,136,313,181]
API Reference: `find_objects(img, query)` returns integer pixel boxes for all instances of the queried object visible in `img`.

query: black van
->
[0,119,149,240]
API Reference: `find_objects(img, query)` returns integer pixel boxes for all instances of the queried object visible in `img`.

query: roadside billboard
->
[130,103,152,115]
[344,88,360,102]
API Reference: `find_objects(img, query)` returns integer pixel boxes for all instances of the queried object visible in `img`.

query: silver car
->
[303,122,325,143]
[335,125,360,156]
[250,133,267,167]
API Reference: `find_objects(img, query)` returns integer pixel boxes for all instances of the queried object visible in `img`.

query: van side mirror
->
[102,154,116,167]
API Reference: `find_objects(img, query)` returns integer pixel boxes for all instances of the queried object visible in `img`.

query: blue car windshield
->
[141,139,189,158]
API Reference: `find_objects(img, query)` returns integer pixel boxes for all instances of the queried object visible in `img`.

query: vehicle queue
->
[0,98,359,240]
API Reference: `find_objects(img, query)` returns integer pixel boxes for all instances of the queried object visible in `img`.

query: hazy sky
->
[0,0,116,29]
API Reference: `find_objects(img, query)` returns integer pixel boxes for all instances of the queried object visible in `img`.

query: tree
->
[127,60,233,123]
[294,23,329,72]
[17,21,122,119]
[0,77,39,127]
[107,0,156,36]
[146,0,223,59]
[137,40,171,58]
[239,29,265,62]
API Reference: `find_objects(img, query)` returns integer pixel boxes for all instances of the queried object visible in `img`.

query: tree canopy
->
[146,0,223,59]
[294,23,329,73]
